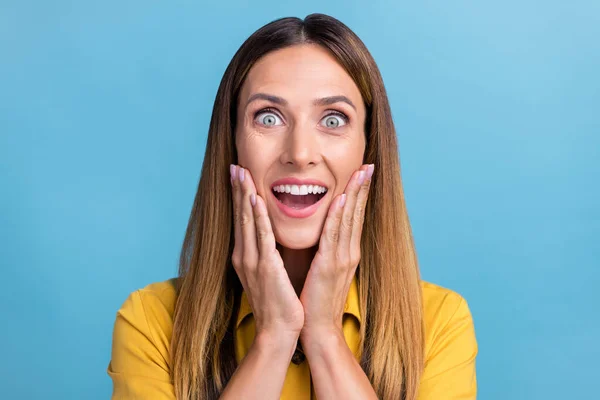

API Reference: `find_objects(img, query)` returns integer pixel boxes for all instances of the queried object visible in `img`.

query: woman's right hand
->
[230,164,305,340]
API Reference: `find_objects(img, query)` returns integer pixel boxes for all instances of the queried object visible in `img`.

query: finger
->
[338,166,369,262]
[317,193,346,259]
[252,193,277,259]
[231,165,246,282]
[350,164,374,254]
[238,167,259,272]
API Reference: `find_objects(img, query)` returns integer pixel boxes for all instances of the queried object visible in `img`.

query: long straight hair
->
[171,13,424,399]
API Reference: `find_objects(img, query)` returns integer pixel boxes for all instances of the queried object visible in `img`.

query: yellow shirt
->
[107,277,477,399]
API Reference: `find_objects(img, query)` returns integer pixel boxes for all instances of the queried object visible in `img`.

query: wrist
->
[300,326,345,355]
[254,330,300,358]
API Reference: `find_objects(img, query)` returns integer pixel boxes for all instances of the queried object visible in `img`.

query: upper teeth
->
[273,184,327,195]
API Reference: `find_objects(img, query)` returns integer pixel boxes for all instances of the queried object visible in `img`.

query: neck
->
[276,243,317,296]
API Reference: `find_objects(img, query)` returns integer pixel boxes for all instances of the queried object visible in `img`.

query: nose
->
[279,121,321,168]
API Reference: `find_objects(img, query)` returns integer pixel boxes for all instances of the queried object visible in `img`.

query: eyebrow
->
[314,95,356,111]
[246,93,356,111]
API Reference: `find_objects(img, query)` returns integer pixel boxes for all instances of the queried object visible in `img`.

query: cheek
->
[322,140,365,187]
[236,121,281,160]
[236,134,279,196]
[321,130,365,159]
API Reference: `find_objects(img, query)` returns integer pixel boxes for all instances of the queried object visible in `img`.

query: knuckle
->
[337,254,350,267]
[269,249,284,264]
[328,229,340,243]
[239,212,251,226]
[355,203,365,218]
[261,253,282,269]
[257,258,269,270]
[256,228,270,241]
[342,215,354,230]
[254,206,264,221]
[242,255,255,270]
[231,253,241,269]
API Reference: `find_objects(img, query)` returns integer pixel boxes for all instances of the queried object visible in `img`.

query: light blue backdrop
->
[1,1,598,399]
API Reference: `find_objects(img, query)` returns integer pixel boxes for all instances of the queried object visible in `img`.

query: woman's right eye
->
[255,110,283,127]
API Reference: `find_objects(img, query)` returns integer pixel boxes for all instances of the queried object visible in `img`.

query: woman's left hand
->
[299,163,374,342]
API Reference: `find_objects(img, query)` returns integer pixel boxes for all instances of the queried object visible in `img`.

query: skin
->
[235,43,367,294]
[224,44,377,399]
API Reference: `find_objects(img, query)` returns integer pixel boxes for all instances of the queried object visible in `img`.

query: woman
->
[108,13,477,400]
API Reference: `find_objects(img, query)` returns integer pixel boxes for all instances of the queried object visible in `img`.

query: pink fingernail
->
[239,168,245,182]
[367,164,374,179]
[250,193,256,206]
[357,171,366,185]
[230,165,237,180]
[339,193,347,208]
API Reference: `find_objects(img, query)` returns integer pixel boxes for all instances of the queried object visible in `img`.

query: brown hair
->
[171,13,424,399]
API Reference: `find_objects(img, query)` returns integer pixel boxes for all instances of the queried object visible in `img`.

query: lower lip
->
[270,191,327,218]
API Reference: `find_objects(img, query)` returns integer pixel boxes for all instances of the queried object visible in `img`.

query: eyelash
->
[254,107,350,125]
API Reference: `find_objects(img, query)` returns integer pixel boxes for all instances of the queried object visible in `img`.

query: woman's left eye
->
[320,113,348,128]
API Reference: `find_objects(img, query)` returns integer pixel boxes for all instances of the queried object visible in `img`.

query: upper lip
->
[270,177,329,190]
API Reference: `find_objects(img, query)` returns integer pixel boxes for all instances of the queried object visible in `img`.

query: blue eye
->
[320,112,348,128]
[255,110,283,127]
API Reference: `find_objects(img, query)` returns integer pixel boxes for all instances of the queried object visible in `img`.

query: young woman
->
[108,14,477,400]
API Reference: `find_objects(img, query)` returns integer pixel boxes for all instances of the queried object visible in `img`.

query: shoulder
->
[420,280,477,367]
[136,278,179,316]
[420,280,471,324]
[417,281,478,396]
[117,278,178,317]
[108,278,179,392]
[113,278,179,348]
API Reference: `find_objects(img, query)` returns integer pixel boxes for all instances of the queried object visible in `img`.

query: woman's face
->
[235,44,367,249]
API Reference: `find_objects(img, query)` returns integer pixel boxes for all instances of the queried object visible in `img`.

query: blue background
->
[1,1,598,398]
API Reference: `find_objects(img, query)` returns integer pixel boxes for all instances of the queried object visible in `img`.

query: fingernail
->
[366,164,375,180]
[340,193,347,208]
[239,168,245,182]
[250,193,256,206]
[357,171,366,186]
[230,165,237,180]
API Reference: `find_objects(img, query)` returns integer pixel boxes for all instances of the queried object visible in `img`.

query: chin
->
[273,225,321,249]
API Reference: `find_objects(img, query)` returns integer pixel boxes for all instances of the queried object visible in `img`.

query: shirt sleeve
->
[418,296,478,400]
[107,290,176,400]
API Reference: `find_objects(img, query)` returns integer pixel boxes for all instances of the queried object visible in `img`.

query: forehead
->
[240,44,363,106]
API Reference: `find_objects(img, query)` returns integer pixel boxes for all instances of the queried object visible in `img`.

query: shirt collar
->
[236,274,361,329]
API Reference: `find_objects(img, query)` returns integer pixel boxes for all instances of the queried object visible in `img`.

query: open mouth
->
[272,184,328,210]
